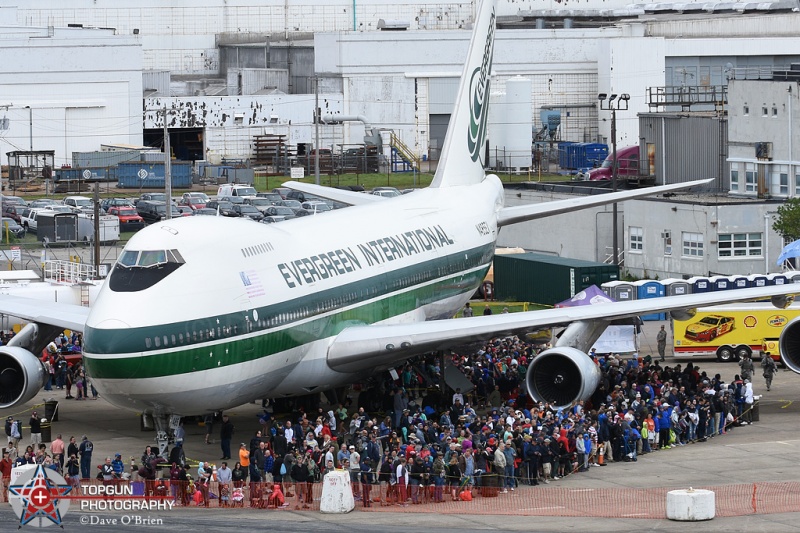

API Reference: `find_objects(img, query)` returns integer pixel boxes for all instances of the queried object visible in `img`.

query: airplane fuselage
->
[82,176,504,415]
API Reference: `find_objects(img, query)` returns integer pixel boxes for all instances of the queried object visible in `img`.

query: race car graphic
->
[684,314,735,342]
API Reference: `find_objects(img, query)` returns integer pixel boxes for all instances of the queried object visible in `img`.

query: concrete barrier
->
[319,470,354,514]
[666,488,715,521]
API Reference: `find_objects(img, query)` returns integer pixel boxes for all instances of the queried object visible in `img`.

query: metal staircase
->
[389,133,420,173]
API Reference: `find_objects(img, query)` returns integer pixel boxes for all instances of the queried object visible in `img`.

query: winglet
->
[429,0,497,188]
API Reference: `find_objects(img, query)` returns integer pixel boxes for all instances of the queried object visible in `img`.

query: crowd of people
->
[1,329,779,509]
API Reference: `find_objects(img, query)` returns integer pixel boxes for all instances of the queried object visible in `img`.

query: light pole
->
[598,93,630,266]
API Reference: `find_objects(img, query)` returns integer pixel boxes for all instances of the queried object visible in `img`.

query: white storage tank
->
[487,89,507,169]
[504,76,533,171]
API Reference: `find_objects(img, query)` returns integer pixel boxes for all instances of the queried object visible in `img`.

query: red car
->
[107,206,145,232]
[178,197,206,211]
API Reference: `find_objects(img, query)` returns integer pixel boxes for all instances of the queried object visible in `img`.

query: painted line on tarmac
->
[518,506,567,511]
[724,440,800,447]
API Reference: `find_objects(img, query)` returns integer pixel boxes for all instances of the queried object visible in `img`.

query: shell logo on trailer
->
[743,315,758,328]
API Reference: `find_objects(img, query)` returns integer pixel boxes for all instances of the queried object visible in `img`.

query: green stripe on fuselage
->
[83,243,493,379]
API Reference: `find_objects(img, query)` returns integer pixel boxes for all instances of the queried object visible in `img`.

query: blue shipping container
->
[116,162,192,188]
[54,167,116,183]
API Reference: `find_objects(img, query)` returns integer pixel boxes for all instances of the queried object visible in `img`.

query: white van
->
[216,184,257,200]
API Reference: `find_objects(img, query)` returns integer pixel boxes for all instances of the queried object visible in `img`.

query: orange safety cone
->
[598,446,605,465]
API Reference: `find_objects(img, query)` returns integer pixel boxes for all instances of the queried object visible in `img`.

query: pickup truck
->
[107,206,145,232]
[19,208,42,233]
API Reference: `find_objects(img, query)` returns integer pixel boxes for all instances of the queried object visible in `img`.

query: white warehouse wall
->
[0,28,142,167]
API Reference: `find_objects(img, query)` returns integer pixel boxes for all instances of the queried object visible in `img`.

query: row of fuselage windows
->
[139,259,476,351]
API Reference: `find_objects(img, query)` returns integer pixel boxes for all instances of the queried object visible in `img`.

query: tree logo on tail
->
[467,8,495,163]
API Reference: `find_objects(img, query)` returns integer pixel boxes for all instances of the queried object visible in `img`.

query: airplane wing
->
[281,181,384,206]
[497,178,712,227]
[326,284,796,373]
[0,295,90,334]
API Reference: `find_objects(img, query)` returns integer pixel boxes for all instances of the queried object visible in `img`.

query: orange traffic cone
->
[598,446,605,465]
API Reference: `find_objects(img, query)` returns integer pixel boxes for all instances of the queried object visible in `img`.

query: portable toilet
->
[728,275,749,290]
[747,274,769,288]
[767,273,788,285]
[601,280,636,302]
[660,278,691,296]
[687,276,712,293]
[709,275,732,291]
[633,280,665,320]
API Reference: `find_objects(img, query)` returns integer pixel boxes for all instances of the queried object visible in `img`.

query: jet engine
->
[0,347,45,409]
[779,316,800,374]
[525,347,600,408]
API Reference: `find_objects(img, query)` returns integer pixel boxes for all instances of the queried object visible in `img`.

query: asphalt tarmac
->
[2,319,800,531]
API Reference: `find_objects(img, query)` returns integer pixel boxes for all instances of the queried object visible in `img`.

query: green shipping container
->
[493,253,619,306]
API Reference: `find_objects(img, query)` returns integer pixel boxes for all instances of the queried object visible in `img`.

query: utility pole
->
[598,93,630,266]
[163,106,172,219]
[93,184,100,275]
[314,77,320,186]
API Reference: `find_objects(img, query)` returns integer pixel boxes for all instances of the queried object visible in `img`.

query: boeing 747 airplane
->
[1,0,798,456]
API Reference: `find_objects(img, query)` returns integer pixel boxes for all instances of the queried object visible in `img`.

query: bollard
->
[319,470,354,513]
[666,487,715,521]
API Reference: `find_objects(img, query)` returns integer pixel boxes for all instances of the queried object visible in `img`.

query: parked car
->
[100,198,134,211]
[175,206,194,217]
[178,196,206,210]
[271,187,291,199]
[63,195,95,214]
[193,208,218,216]
[1,195,27,207]
[182,191,210,204]
[28,199,59,209]
[107,206,145,232]
[19,208,43,233]
[219,196,245,205]
[0,217,26,238]
[136,200,181,224]
[285,190,308,203]
[231,204,263,221]
[371,187,401,198]
[2,204,25,223]
[244,197,276,214]
[256,192,283,204]
[205,200,236,217]
[278,199,303,210]
[261,215,285,224]
[301,201,332,214]
[264,206,296,220]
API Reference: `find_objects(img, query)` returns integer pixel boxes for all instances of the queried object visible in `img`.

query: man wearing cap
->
[29,411,42,448]
[657,325,668,361]
[78,435,93,479]
[239,443,250,481]
[348,445,361,498]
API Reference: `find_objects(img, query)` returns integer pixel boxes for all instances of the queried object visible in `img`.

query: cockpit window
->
[139,250,167,267]
[109,249,185,292]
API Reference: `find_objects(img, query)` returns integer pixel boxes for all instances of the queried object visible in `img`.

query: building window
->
[796,173,800,195]
[762,106,769,116]
[772,106,778,117]
[743,105,749,116]
[662,230,672,255]
[682,232,704,258]
[745,167,757,192]
[629,226,643,251]
[718,232,763,258]
[730,168,739,191]
[780,172,789,195]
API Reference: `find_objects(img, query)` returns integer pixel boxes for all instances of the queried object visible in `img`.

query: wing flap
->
[327,284,797,374]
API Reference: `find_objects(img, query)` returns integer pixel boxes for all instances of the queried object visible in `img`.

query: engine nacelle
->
[525,347,601,409]
[0,347,45,409]
[779,316,800,374]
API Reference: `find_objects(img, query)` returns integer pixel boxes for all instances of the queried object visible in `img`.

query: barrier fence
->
[3,476,800,518]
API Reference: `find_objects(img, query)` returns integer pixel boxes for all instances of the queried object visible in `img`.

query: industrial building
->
[0,0,798,279]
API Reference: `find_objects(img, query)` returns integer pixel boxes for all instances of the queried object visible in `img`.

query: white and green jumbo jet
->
[0,0,797,456]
